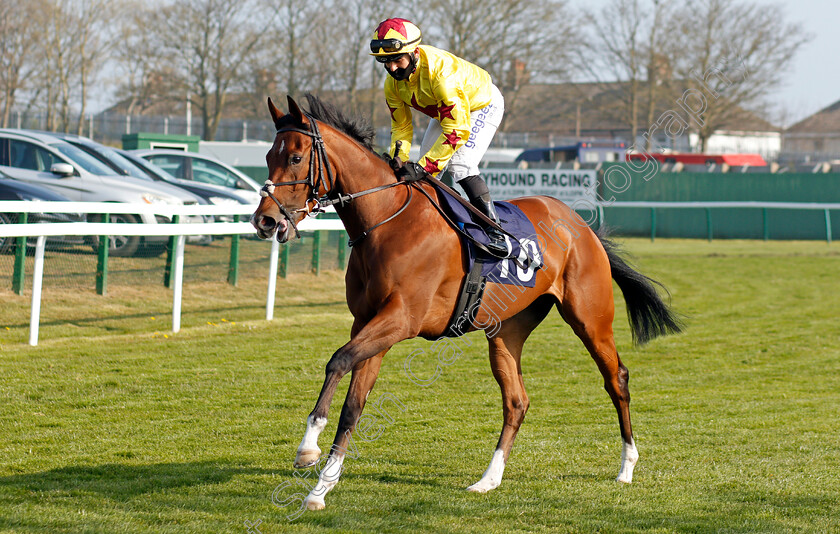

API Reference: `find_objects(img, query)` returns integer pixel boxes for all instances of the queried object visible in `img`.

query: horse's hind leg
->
[560,274,638,483]
[467,296,553,493]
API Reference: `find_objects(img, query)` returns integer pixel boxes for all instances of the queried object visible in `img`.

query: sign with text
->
[479,168,597,204]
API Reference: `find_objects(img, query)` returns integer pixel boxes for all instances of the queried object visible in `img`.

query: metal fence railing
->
[8,110,623,150]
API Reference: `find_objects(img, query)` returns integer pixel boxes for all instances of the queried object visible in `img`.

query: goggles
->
[370,36,420,54]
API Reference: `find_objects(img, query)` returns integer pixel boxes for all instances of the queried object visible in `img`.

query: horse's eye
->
[291,155,302,165]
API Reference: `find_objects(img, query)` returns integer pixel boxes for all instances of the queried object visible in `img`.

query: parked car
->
[0,129,202,256]
[116,150,253,224]
[43,133,252,230]
[130,149,263,203]
[0,172,84,254]
[45,132,253,208]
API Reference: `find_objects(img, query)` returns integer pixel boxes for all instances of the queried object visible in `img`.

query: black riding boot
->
[459,175,508,255]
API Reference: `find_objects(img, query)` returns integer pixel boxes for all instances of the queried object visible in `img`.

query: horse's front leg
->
[293,298,412,497]
[293,317,367,469]
[302,351,386,511]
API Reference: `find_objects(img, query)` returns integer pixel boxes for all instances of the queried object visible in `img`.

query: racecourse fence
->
[599,201,838,243]
[596,164,840,240]
[0,201,346,345]
[0,203,348,291]
[2,199,838,346]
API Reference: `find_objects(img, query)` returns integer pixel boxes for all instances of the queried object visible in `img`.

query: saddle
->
[422,181,544,337]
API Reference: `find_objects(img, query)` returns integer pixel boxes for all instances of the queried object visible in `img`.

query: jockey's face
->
[380,50,417,81]
[382,53,411,73]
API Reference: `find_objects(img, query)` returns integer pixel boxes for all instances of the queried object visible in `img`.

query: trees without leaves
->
[0,1,48,127]
[578,0,679,147]
[418,0,580,132]
[577,0,807,153]
[2,0,810,148]
[142,0,271,140]
[669,0,810,151]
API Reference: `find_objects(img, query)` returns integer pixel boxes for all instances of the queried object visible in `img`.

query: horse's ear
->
[287,95,309,127]
[267,97,284,130]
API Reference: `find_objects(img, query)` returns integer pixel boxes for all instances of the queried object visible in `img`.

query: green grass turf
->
[0,238,838,533]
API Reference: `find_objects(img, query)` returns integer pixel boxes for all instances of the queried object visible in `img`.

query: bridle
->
[260,113,410,245]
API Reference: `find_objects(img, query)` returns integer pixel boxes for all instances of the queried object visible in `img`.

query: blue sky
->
[767,0,840,124]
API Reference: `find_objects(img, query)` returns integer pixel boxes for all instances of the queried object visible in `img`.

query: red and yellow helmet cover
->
[370,18,422,56]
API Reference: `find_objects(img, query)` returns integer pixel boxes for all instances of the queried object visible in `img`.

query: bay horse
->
[252,95,681,511]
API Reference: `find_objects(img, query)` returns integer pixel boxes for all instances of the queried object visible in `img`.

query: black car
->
[0,174,83,254]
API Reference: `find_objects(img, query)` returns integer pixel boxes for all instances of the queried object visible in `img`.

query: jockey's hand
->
[381,152,404,172]
[396,161,428,182]
[383,140,405,173]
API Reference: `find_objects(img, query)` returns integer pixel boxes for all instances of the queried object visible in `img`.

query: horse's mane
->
[301,93,376,153]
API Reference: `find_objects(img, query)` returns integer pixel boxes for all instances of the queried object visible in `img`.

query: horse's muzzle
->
[251,212,292,243]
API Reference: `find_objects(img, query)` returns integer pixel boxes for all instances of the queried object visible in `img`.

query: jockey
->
[370,17,507,254]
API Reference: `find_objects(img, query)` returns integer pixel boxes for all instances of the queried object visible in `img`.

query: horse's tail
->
[596,228,684,345]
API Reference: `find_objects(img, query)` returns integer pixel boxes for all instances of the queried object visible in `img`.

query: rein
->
[410,182,513,261]
[260,113,411,245]
[260,113,535,267]
[410,177,541,270]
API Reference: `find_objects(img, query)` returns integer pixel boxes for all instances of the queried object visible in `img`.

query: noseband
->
[260,113,335,239]
[260,113,411,245]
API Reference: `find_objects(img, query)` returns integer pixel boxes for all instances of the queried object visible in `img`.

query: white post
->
[29,236,47,346]
[266,238,280,320]
[172,235,187,333]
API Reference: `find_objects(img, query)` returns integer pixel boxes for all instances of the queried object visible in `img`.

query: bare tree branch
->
[144,0,273,139]
[578,0,679,145]
[671,0,811,151]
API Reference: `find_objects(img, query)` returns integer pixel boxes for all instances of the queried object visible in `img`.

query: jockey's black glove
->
[396,161,428,182]
[381,152,404,172]
[383,141,406,174]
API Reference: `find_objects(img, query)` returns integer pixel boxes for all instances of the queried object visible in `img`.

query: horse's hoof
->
[294,448,321,468]
[616,461,636,483]
[617,440,638,483]
[305,498,325,511]
[616,473,633,484]
[466,481,498,493]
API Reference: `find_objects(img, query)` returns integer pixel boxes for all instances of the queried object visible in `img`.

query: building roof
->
[785,99,840,135]
[104,80,779,139]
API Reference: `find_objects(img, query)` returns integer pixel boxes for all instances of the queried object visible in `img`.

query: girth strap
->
[445,257,487,338]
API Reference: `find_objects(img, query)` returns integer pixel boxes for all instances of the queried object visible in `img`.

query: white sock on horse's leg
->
[467,449,506,493]
[616,438,638,483]
[303,452,345,511]
[296,415,327,468]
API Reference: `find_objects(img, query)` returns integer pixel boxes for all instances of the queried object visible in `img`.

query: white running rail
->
[3,200,838,345]
[0,202,345,345]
